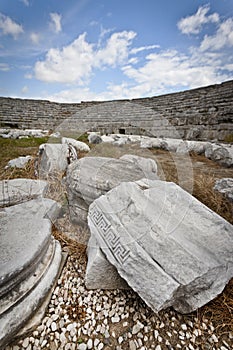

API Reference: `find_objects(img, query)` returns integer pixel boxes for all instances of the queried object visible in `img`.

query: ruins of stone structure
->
[87,178,233,314]
[66,156,158,225]
[0,80,232,141]
[0,181,63,348]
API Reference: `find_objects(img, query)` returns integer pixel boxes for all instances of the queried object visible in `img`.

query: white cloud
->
[46,44,232,103]
[30,32,40,44]
[49,13,62,33]
[25,73,33,79]
[0,63,10,71]
[21,85,28,94]
[123,49,229,94]
[200,18,233,51]
[35,33,93,84]
[130,45,160,54]
[34,31,136,83]
[20,0,29,6]
[95,31,136,67]
[177,5,219,35]
[0,13,24,39]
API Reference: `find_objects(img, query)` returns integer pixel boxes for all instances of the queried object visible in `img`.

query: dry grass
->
[199,278,233,335]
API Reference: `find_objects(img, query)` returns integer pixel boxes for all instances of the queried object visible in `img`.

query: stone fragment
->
[129,340,137,350]
[205,143,233,167]
[214,178,233,202]
[140,137,163,149]
[132,321,144,334]
[66,156,157,225]
[88,178,233,313]
[85,235,129,290]
[38,143,69,177]
[101,135,115,143]
[0,129,49,139]
[88,133,102,144]
[6,156,32,169]
[176,141,207,155]
[0,179,48,207]
[0,198,62,348]
[120,154,158,180]
[62,137,90,152]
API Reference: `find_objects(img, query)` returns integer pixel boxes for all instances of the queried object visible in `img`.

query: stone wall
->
[0,80,232,141]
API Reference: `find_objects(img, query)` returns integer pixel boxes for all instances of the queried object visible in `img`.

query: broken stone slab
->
[120,154,158,180]
[0,198,62,348]
[66,156,158,225]
[205,143,233,167]
[5,155,32,169]
[85,235,129,290]
[88,133,102,144]
[38,143,69,177]
[176,141,208,155]
[214,178,233,202]
[0,179,48,207]
[88,178,233,313]
[62,137,90,152]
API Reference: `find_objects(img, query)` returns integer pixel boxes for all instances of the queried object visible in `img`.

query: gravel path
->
[6,252,233,350]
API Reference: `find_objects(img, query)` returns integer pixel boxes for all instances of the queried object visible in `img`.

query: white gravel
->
[5,254,233,350]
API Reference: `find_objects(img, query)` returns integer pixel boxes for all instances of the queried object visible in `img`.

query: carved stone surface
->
[0,179,48,207]
[85,235,129,290]
[0,198,62,348]
[38,143,69,177]
[214,178,233,202]
[88,178,233,313]
[66,156,158,225]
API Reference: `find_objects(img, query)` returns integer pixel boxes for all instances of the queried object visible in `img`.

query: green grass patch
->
[0,136,49,169]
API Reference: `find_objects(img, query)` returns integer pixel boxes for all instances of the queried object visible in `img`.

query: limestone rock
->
[101,135,115,143]
[0,129,48,139]
[85,235,129,289]
[88,133,102,144]
[176,141,207,155]
[66,156,157,225]
[6,155,32,169]
[0,198,62,348]
[88,178,233,313]
[0,179,48,207]
[38,143,69,177]
[214,178,233,202]
[120,154,158,180]
[62,137,90,152]
[140,137,163,149]
[205,143,233,167]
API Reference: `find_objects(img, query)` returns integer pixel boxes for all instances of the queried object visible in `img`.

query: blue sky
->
[0,0,233,102]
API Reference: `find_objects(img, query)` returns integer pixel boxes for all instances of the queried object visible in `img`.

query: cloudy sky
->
[0,0,233,102]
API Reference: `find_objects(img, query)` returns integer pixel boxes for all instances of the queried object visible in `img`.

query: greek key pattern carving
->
[90,205,130,265]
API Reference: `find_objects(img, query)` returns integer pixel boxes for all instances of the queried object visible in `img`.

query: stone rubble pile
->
[90,133,233,167]
[0,179,63,348]
[86,178,233,314]
[0,128,49,139]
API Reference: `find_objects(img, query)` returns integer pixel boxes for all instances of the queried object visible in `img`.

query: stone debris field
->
[0,131,233,350]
